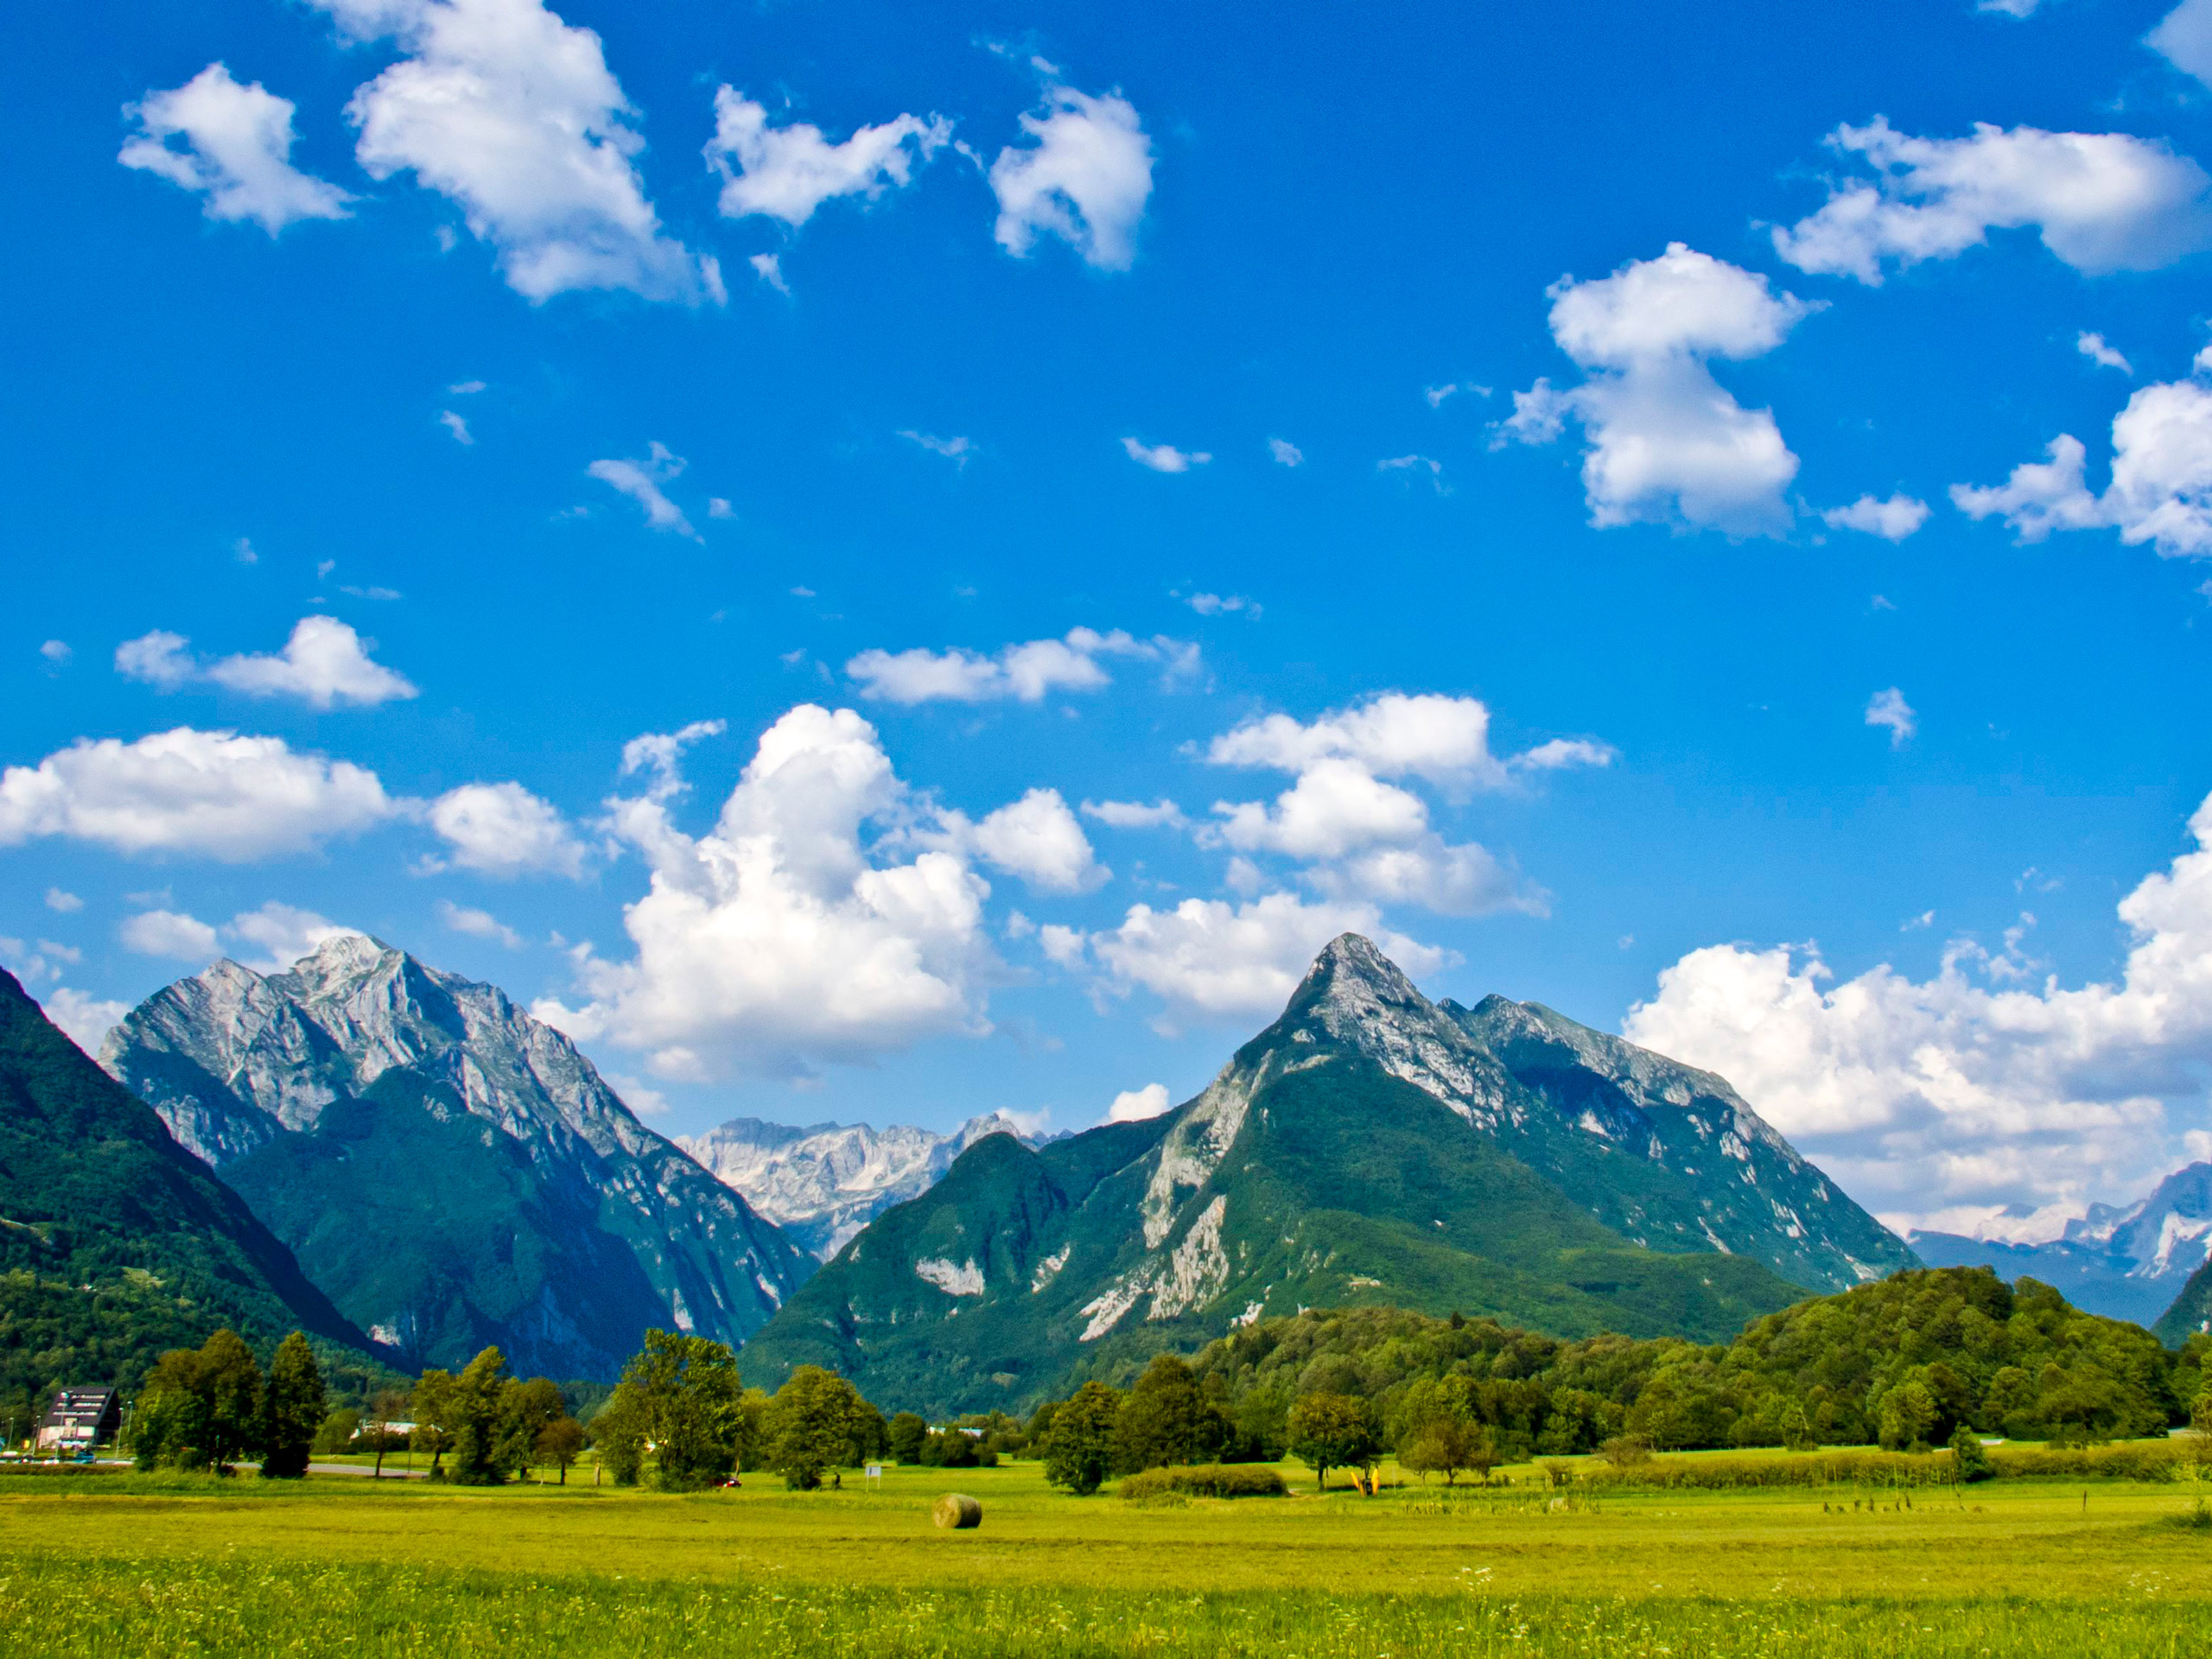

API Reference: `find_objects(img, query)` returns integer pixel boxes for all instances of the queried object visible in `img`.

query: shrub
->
[1118,1464,1289,1500]
[1949,1426,1993,1484]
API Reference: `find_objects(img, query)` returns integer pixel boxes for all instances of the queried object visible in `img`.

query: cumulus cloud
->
[533,704,995,1077]
[436,896,523,946]
[1499,244,1811,537]
[0,728,396,860]
[40,642,71,668]
[1104,1082,1172,1123]
[2152,0,2212,87]
[319,0,721,304]
[846,627,1195,704]
[119,908,221,961]
[424,781,587,877]
[1625,787,2212,1226]
[44,889,82,913]
[1123,438,1210,473]
[116,616,418,708]
[1865,687,1916,746]
[119,900,359,972]
[1077,892,1446,1025]
[960,788,1107,893]
[1268,438,1304,467]
[40,988,132,1055]
[1951,364,2212,557]
[989,79,1153,270]
[706,88,949,226]
[589,441,696,537]
[120,63,351,234]
[440,410,474,444]
[1821,493,1931,540]
[1773,118,2212,283]
[1082,798,1188,830]
[1200,694,1604,918]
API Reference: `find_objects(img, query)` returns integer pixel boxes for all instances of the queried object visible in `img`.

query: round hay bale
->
[932,1491,982,1529]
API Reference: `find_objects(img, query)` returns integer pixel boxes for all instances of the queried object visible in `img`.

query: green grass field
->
[1,1452,2205,1656]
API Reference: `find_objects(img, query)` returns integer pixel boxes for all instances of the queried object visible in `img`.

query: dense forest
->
[1165,1268,2202,1459]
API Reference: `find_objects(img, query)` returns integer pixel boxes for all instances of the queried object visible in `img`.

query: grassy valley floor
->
[0,1453,2205,1656]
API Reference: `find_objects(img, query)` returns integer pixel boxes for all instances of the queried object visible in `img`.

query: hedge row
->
[1575,1440,2199,1491]
[1118,1464,1290,1500]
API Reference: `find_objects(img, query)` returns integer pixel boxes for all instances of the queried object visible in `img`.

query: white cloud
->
[1821,493,1931,540]
[1865,687,1916,747]
[1979,0,2041,15]
[119,908,222,961]
[1208,691,1597,794]
[41,988,131,1055]
[119,901,359,972]
[43,889,82,913]
[225,901,360,973]
[40,641,71,667]
[1500,244,1810,537]
[846,626,1193,704]
[1624,786,2212,1225]
[1268,438,1304,467]
[423,781,586,878]
[899,431,975,465]
[989,80,1152,270]
[1202,695,1592,918]
[1183,592,1260,619]
[1104,1082,1172,1123]
[2152,0,2212,87]
[440,410,474,444]
[119,62,352,233]
[1377,454,1444,489]
[963,788,1108,893]
[1081,892,1446,1024]
[1773,118,2212,283]
[322,0,721,304]
[436,896,523,947]
[448,378,486,394]
[1123,438,1210,473]
[1952,367,2212,556]
[534,704,996,1077]
[1081,798,1188,830]
[589,441,696,537]
[601,1072,670,1116]
[2077,332,2133,374]
[0,728,396,860]
[116,616,419,709]
[705,88,949,226]
[748,251,790,295]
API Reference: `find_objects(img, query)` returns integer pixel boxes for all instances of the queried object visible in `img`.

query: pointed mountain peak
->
[1307,931,1416,993]
[281,930,393,981]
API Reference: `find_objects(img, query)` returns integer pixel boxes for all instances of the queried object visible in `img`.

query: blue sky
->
[11,0,2212,1238]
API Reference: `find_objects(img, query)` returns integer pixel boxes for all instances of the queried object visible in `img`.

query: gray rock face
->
[1913,1160,2212,1327]
[99,934,812,1378]
[679,1112,1039,1259]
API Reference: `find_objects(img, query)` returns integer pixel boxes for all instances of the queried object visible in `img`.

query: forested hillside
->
[0,969,378,1423]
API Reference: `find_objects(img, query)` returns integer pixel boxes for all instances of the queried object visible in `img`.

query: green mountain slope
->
[0,967,373,1421]
[100,936,811,1380]
[2153,1255,2212,1345]
[742,936,1904,1416]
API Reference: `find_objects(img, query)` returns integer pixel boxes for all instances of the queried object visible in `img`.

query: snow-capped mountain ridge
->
[680,1111,1043,1259]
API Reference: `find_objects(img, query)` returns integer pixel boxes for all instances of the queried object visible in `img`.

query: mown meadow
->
[2,1449,2207,1656]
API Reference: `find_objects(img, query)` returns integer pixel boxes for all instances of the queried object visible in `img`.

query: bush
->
[1986,1442,2189,1482]
[1118,1464,1289,1500]
[1949,1426,1993,1484]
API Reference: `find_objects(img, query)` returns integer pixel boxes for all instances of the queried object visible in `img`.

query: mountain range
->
[0,965,371,1415]
[678,1112,1045,1259]
[737,933,1916,1415]
[1910,1161,2212,1329]
[99,935,810,1381]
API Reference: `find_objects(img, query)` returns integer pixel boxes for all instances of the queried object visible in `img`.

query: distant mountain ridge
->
[1912,1160,2212,1328]
[100,936,811,1380]
[0,966,372,1414]
[679,1113,1046,1259]
[739,935,1913,1416]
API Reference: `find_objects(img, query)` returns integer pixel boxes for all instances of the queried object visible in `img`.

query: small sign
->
[865,1463,883,1487]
